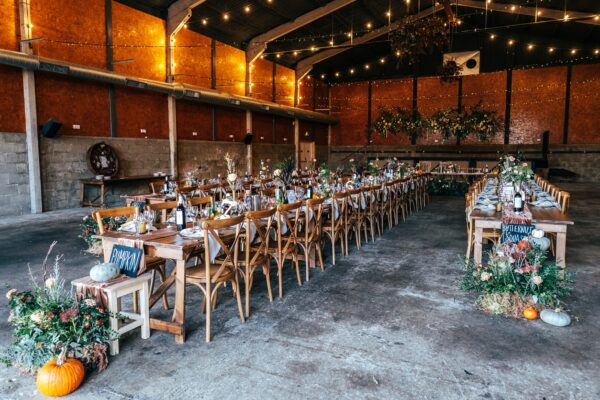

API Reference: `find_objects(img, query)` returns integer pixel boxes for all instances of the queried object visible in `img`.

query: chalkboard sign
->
[501,223,535,244]
[131,201,146,212]
[109,245,142,277]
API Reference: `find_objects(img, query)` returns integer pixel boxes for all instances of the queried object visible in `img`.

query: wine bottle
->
[514,189,523,213]
[176,194,186,231]
[306,185,313,200]
[163,176,169,194]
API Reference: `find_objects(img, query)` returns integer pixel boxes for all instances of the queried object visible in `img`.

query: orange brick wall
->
[112,1,166,81]
[371,78,413,146]
[215,107,246,141]
[0,0,18,51]
[35,73,110,137]
[511,66,566,145]
[330,82,369,146]
[176,100,212,141]
[114,86,168,138]
[275,64,295,106]
[274,117,294,144]
[251,58,274,102]
[568,64,600,144]
[172,28,211,88]
[253,112,274,143]
[30,0,106,68]
[215,42,245,96]
[0,65,24,132]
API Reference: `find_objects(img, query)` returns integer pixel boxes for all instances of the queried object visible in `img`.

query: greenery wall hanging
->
[372,107,427,141]
[390,15,450,66]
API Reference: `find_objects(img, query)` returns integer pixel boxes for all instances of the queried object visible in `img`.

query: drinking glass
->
[133,214,144,237]
[144,210,156,233]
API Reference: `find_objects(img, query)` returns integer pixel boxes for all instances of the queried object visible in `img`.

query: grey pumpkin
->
[90,262,120,282]
[540,309,571,327]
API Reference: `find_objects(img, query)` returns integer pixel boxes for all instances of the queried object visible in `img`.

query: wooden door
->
[299,141,315,170]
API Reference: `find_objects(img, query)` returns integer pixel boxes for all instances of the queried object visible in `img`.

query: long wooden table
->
[470,207,574,268]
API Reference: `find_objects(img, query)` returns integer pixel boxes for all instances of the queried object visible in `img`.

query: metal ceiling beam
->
[166,0,207,80]
[246,0,357,64]
[458,0,600,26]
[295,4,444,80]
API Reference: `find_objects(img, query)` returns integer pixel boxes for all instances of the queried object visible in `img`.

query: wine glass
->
[144,210,156,233]
[133,214,144,237]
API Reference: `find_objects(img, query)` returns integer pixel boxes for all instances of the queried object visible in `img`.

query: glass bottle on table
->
[514,187,523,213]
[176,194,186,231]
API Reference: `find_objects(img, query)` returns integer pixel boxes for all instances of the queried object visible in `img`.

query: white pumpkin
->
[530,236,551,252]
[540,309,571,327]
[531,229,545,239]
[90,262,120,282]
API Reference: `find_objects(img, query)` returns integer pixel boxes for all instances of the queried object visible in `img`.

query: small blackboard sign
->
[109,245,142,277]
[501,223,535,244]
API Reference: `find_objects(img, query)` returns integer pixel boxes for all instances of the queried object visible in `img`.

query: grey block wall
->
[0,132,30,216]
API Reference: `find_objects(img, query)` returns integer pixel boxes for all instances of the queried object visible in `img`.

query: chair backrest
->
[202,215,245,283]
[197,183,219,198]
[93,206,137,234]
[331,191,348,232]
[147,201,178,223]
[243,207,276,266]
[346,188,363,219]
[302,197,325,243]
[276,201,303,256]
[177,185,197,197]
[559,191,570,214]
[190,196,213,208]
[149,180,163,194]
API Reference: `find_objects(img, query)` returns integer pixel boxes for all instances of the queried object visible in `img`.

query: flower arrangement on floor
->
[462,239,574,318]
[2,242,119,374]
[429,176,471,196]
[80,215,127,255]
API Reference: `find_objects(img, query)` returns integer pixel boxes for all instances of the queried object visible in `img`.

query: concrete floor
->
[0,184,598,399]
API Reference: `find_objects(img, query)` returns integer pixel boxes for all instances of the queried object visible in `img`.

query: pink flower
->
[59,307,78,323]
[481,272,492,281]
[532,275,543,285]
[5,289,18,300]
[513,268,524,274]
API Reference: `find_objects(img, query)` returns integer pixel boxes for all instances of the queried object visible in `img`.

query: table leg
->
[474,223,483,266]
[556,231,567,268]
[100,183,105,208]
[173,259,186,343]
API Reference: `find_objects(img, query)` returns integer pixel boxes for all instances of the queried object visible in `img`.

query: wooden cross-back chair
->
[346,188,365,251]
[241,207,276,318]
[382,181,397,231]
[274,201,303,298]
[362,186,382,243]
[293,197,325,282]
[176,185,197,198]
[146,201,178,224]
[322,191,347,265]
[92,206,169,311]
[149,180,164,194]
[197,183,220,198]
[185,215,245,343]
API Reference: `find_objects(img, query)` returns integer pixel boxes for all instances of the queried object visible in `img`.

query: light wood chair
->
[346,188,365,251]
[322,192,347,266]
[293,197,325,282]
[92,206,169,311]
[186,215,246,343]
[147,201,178,224]
[240,207,276,317]
[363,186,382,242]
[149,180,163,194]
[273,201,303,296]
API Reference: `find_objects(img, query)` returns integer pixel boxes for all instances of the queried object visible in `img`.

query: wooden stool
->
[71,274,151,356]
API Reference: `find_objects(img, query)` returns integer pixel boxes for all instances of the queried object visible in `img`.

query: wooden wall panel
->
[371,78,413,146]
[114,87,168,138]
[112,1,166,81]
[173,29,212,88]
[462,71,506,145]
[35,73,109,137]
[252,112,273,143]
[0,65,24,133]
[568,64,600,144]
[176,100,212,140]
[417,77,459,145]
[330,82,368,146]
[215,42,245,96]
[511,66,566,144]
[215,107,246,141]
[0,0,18,51]
[30,0,106,68]
[298,77,314,110]
[274,116,294,145]
[251,58,273,102]
[315,123,328,146]
[275,64,295,106]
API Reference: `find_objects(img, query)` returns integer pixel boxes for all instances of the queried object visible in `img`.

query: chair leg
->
[277,256,284,299]
[294,255,302,286]
[245,265,251,318]
[264,264,273,302]
[158,265,169,310]
[316,243,324,271]
[234,276,245,323]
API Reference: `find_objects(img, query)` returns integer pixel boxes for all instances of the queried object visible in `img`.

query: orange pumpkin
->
[523,307,538,320]
[517,239,530,251]
[36,355,85,397]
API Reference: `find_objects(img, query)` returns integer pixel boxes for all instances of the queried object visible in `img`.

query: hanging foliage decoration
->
[372,107,427,139]
[439,60,463,82]
[465,103,503,142]
[390,16,450,66]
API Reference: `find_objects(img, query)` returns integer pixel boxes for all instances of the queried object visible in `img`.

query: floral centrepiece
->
[2,243,119,373]
[462,240,574,318]
[80,215,127,255]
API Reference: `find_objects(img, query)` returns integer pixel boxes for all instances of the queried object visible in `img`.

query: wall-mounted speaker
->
[244,132,253,145]
[40,118,62,138]
[443,51,480,76]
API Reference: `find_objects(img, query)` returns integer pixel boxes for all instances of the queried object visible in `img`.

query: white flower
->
[227,173,238,183]
[273,169,282,177]
[291,170,298,177]
[532,275,543,285]
[84,298,96,307]
[45,278,56,289]
[6,288,18,300]
[349,159,354,163]
[30,311,43,324]
[508,156,515,162]
[7,311,14,323]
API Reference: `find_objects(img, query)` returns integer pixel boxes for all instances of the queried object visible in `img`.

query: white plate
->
[180,228,204,238]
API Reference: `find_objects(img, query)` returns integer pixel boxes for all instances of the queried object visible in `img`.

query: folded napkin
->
[118,221,157,233]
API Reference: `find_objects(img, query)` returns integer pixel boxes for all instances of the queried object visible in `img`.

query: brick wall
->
[0,132,30,216]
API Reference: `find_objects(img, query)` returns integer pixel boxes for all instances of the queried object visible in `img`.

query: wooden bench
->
[80,175,166,208]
